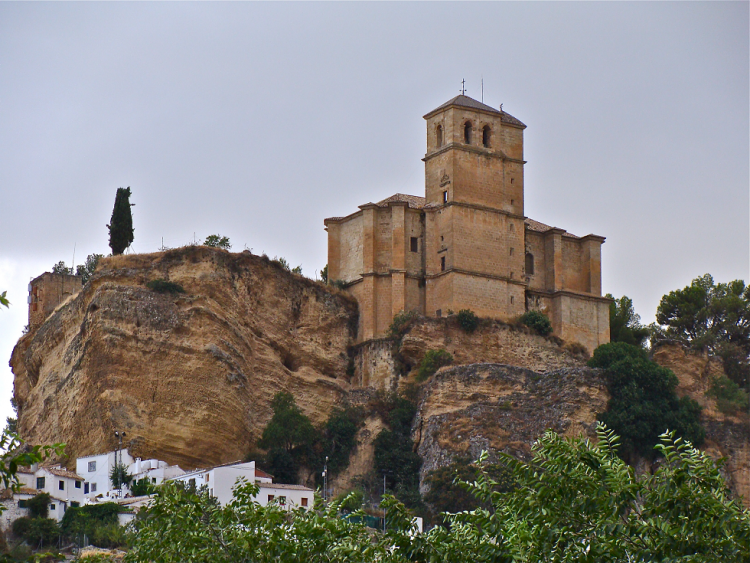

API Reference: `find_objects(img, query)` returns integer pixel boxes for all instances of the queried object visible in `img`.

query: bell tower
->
[422,95,528,319]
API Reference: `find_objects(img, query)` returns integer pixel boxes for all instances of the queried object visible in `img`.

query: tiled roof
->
[376,194,426,209]
[45,467,85,481]
[255,468,273,479]
[525,218,580,239]
[426,95,526,127]
[259,483,313,491]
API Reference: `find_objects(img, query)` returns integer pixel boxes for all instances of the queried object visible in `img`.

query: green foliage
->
[331,279,347,290]
[707,376,750,414]
[12,516,59,547]
[386,310,417,339]
[0,290,8,308]
[321,406,363,478]
[591,342,704,460]
[107,187,134,256]
[456,309,479,333]
[60,503,126,548]
[271,256,291,271]
[607,293,650,346]
[333,489,364,513]
[51,260,72,275]
[518,310,553,336]
[0,433,64,504]
[146,279,185,294]
[124,426,750,563]
[416,349,453,381]
[320,264,328,284]
[109,462,132,490]
[203,234,231,249]
[26,493,50,519]
[129,477,154,497]
[76,253,104,285]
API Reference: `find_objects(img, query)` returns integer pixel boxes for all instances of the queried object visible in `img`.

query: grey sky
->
[1,2,748,428]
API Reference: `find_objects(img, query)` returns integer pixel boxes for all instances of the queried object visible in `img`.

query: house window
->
[88,461,96,473]
[84,483,89,494]
[71,502,80,508]
[59,480,65,491]
[268,495,274,502]
[482,125,491,148]
[525,253,535,275]
[75,481,81,489]
[18,500,27,508]
[443,191,448,204]
[410,237,418,253]
[188,478,196,489]
[36,477,45,490]
[91,483,97,492]
[436,124,443,148]
[152,478,157,484]
[49,504,55,511]
[301,497,308,507]
[440,256,445,271]
[206,474,209,483]
[464,121,472,144]
[279,496,286,505]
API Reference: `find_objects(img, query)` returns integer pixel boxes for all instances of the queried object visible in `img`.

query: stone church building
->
[328,94,610,352]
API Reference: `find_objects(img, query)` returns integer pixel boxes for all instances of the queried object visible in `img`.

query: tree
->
[607,293,649,346]
[320,264,328,284]
[129,477,154,497]
[590,342,704,460]
[76,253,104,284]
[110,462,133,490]
[518,310,553,336]
[51,260,72,275]
[107,187,134,255]
[204,234,231,250]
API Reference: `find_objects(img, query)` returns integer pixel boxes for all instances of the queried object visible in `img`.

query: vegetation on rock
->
[456,309,479,333]
[107,187,134,255]
[76,253,104,284]
[145,279,185,294]
[387,310,417,339]
[518,310,553,336]
[416,349,452,382]
[607,293,650,347]
[707,375,749,414]
[203,234,231,249]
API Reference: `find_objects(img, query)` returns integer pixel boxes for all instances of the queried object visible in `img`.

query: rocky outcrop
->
[11,247,358,470]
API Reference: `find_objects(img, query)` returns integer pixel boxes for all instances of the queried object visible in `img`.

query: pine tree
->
[107,187,134,255]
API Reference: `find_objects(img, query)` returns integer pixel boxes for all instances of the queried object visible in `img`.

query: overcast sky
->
[1,2,747,429]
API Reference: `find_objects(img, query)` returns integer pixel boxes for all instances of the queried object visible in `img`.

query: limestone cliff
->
[11,247,358,469]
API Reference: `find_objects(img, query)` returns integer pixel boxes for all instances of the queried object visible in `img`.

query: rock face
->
[11,247,358,469]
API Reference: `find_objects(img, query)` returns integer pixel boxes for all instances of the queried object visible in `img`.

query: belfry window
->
[482,125,491,148]
[436,125,443,148]
[440,256,446,271]
[525,253,535,275]
[464,121,472,144]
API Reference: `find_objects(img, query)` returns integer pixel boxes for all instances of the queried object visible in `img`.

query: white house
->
[2,465,86,523]
[76,450,134,499]
[127,458,185,487]
[171,461,314,510]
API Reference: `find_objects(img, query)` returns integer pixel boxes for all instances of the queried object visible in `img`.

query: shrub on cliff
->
[590,342,704,460]
[456,309,479,333]
[203,234,231,250]
[518,310,553,336]
[107,187,134,255]
[416,349,453,381]
[387,310,417,339]
[76,253,104,284]
[707,376,749,414]
[146,279,185,294]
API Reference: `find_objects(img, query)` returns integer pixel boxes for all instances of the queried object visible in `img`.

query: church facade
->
[324,94,610,352]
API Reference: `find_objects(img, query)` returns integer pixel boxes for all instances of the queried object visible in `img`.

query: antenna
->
[481,77,484,103]
[72,243,76,275]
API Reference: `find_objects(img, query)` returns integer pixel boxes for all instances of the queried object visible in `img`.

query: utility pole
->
[322,456,328,501]
[114,430,125,497]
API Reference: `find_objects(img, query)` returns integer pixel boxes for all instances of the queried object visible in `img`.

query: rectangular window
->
[49,504,55,511]
[152,478,157,484]
[279,496,286,505]
[206,474,209,483]
[91,483,97,492]
[436,309,442,318]
[88,461,96,473]
[188,478,196,489]
[443,191,448,204]
[509,247,514,256]
[268,495,274,502]
[84,483,89,494]
[75,481,81,489]
[36,477,45,490]
[301,497,308,507]
[58,480,65,491]
[440,256,446,271]
[410,237,418,253]
[18,500,27,508]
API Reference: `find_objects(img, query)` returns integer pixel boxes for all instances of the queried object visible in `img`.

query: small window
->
[59,480,65,491]
[436,309,442,318]
[188,478,196,489]
[18,500,27,508]
[75,481,81,489]
[525,253,535,275]
[84,483,89,494]
[440,256,446,271]
[510,199,514,206]
[510,272,514,279]
[88,461,96,473]
[510,178,514,184]
[268,495,274,502]
[509,224,514,232]
[152,478,157,484]
[509,248,514,256]
[511,296,514,304]
[91,483,97,492]
[443,191,448,204]
[464,121,472,144]
[482,125,491,148]
[410,237,418,253]
[206,474,209,483]
[36,477,45,490]
[209,488,213,497]
[436,124,443,148]
[301,497,308,507]
[71,501,80,508]
[279,496,286,505]
[49,504,55,511]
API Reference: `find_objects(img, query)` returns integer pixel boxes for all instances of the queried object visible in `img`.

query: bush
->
[146,279,185,294]
[12,516,59,546]
[456,309,479,333]
[707,376,750,414]
[387,310,417,339]
[26,493,50,518]
[334,489,364,513]
[416,349,453,381]
[518,310,553,336]
[130,477,154,497]
[564,341,590,357]
[203,234,231,249]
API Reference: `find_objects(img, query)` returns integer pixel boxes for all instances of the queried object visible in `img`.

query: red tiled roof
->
[524,218,580,239]
[259,483,313,491]
[376,193,426,209]
[255,468,273,479]
[45,467,84,481]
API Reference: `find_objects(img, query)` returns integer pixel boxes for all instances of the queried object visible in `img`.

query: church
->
[324,94,610,353]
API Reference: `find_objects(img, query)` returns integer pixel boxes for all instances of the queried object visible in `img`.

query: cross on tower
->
[461,79,466,95]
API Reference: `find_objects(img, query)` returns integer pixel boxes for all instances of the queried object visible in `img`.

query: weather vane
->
[461,79,466,95]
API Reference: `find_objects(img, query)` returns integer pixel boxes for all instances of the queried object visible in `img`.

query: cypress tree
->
[107,187,134,255]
